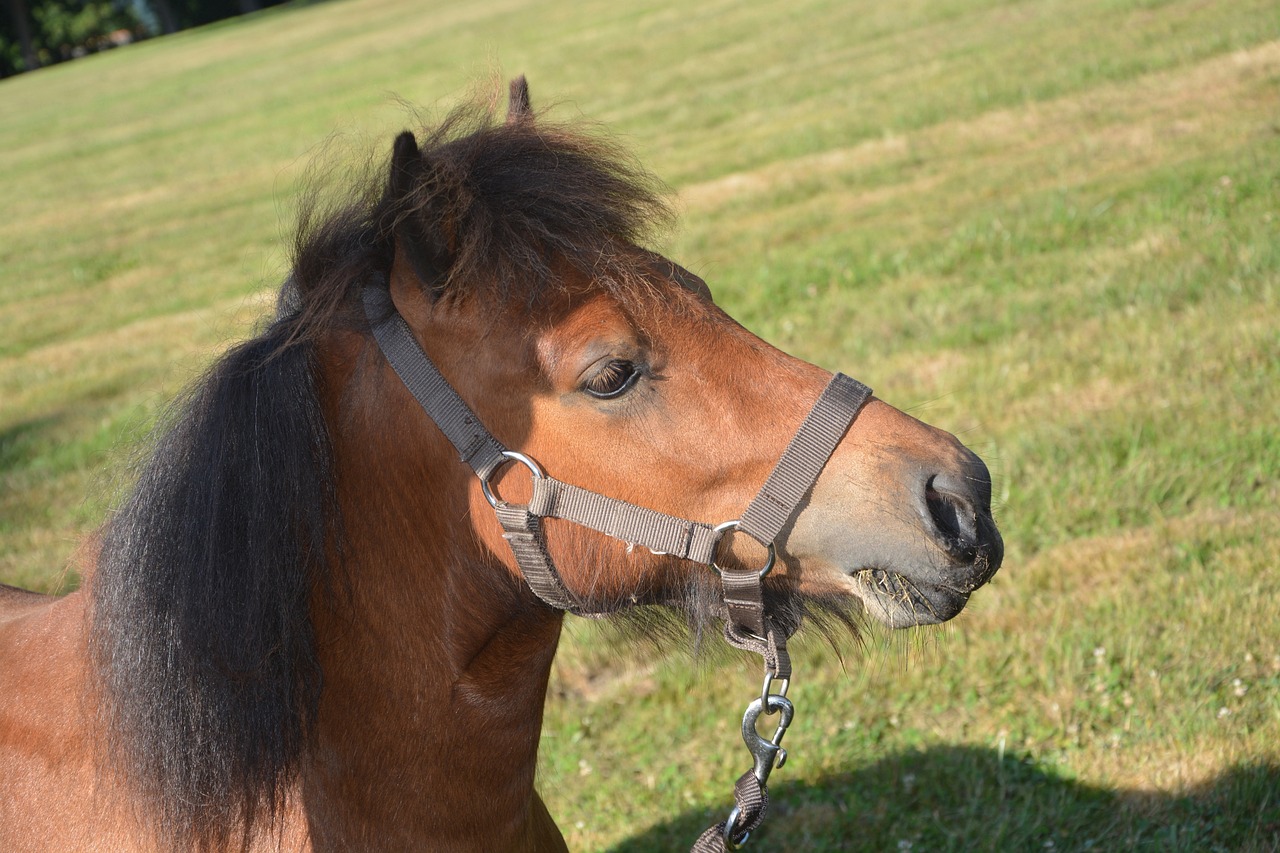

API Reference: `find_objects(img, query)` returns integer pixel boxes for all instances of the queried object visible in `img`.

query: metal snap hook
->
[711,520,777,579]
[479,450,544,508]
[742,694,794,787]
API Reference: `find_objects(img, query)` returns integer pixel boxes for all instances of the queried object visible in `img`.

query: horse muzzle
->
[790,415,1004,629]
[860,447,1003,627]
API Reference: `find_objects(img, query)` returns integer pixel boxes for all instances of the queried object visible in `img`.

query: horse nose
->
[922,450,998,567]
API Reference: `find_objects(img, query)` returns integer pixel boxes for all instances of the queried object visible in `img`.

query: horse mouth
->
[845,535,1002,629]
[846,569,969,628]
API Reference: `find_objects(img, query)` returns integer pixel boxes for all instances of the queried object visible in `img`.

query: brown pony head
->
[89,80,1001,851]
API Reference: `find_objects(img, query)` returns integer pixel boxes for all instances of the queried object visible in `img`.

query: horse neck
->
[304,351,566,849]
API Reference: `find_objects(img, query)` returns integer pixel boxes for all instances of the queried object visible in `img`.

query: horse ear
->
[385,130,452,293]
[388,130,422,203]
[506,75,532,124]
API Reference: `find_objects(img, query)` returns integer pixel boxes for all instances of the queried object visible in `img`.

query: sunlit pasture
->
[1,0,1276,848]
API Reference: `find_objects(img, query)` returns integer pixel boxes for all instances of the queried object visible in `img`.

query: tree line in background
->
[1,0,289,77]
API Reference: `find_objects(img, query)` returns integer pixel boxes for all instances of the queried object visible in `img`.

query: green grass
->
[2,0,1277,849]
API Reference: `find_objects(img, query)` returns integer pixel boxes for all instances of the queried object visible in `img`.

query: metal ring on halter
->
[722,806,750,850]
[711,520,776,579]
[761,671,790,710]
[480,450,544,508]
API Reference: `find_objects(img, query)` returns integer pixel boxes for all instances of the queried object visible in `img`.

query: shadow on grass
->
[609,745,1280,852]
[0,415,64,479]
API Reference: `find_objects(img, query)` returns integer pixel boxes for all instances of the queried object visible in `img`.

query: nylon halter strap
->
[363,284,871,846]
[362,285,869,617]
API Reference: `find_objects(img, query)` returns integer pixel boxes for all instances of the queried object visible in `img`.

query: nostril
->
[925,478,979,556]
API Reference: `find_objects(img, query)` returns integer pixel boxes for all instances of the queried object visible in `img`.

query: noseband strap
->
[738,372,871,546]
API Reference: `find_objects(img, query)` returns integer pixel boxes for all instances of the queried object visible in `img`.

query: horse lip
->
[843,565,981,628]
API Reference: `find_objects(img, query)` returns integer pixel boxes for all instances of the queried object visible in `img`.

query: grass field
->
[2,0,1278,849]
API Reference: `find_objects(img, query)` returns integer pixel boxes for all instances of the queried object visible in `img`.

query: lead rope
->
[694,367,871,851]
[359,284,872,850]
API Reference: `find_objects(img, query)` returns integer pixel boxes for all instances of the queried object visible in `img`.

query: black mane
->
[88,98,674,851]
[91,322,335,850]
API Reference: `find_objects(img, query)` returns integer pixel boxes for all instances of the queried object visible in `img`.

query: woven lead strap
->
[691,770,770,852]
[363,287,507,479]
[737,373,871,547]
[723,621,791,682]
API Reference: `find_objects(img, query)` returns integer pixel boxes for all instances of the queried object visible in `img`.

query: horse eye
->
[583,359,641,399]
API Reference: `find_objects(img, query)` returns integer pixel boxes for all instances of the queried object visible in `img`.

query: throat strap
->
[364,287,582,612]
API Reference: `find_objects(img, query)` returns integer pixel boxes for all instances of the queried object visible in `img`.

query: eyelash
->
[583,359,641,399]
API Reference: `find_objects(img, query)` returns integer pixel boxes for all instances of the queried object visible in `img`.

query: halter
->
[362,285,871,850]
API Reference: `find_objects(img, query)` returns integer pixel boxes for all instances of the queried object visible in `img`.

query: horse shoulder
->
[0,589,132,849]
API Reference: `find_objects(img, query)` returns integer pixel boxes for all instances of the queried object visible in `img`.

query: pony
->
[0,78,1002,852]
